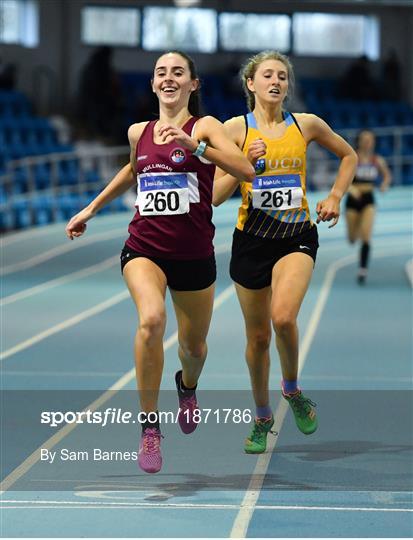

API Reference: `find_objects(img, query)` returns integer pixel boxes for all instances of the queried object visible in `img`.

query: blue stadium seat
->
[34,163,51,189]
[402,134,413,156]
[0,185,7,205]
[57,194,79,219]
[12,199,31,228]
[33,195,54,225]
[57,160,79,186]
[109,197,128,212]
[376,136,394,157]
[0,91,31,119]
[8,129,26,159]
[14,167,30,192]
[0,207,13,230]
[85,169,100,184]
[402,164,413,185]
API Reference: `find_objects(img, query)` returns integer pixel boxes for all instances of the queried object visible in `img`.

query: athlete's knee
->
[138,312,166,346]
[360,232,372,243]
[272,313,297,336]
[247,330,271,353]
[347,228,358,243]
[179,340,207,361]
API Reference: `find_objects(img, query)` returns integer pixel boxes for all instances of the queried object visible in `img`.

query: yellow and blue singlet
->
[236,111,313,239]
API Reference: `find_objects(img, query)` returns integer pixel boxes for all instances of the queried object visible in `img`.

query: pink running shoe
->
[138,428,163,473]
[175,370,199,434]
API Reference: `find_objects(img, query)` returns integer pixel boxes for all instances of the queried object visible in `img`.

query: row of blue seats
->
[1,164,100,193]
[0,193,129,231]
[0,90,29,103]
[0,116,52,130]
[0,102,32,119]
[199,90,413,128]
[204,100,413,131]
[374,137,413,157]
[311,107,413,130]
[306,98,413,114]
[1,127,57,145]
[0,116,73,165]
[0,91,32,119]
[0,144,74,164]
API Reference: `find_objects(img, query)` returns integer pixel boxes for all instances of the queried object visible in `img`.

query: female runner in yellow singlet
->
[213,51,358,453]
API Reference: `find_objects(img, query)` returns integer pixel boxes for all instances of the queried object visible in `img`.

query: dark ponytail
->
[160,50,203,117]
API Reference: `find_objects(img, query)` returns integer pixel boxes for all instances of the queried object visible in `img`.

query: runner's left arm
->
[299,114,358,227]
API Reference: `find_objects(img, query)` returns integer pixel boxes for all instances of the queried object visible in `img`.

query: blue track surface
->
[1,187,412,537]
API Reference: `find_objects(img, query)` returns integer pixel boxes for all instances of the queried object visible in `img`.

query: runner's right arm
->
[65,123,146,240]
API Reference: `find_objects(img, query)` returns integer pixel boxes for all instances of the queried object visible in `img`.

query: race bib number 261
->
[252,174,303,211]
[136,173,190,216]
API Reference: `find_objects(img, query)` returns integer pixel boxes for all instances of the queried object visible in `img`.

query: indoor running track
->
[1,187,412,538]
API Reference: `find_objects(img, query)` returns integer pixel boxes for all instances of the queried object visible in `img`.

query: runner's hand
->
[66,207,96,240]
[315,194,340,228]
[247,138,266,166]
[157,124,197,152]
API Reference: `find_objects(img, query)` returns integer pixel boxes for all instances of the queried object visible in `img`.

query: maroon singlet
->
[125,117,216,259]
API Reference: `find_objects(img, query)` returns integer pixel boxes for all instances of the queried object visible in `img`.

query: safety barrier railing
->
[0,146,129,230]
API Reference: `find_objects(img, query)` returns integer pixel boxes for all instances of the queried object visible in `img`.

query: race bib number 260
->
[252,174,303,211]
[136,173,190,216]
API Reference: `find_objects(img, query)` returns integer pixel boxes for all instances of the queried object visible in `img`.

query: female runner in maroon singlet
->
[65,51,254,474]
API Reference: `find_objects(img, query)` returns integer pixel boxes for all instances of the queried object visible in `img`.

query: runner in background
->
[345,129,391,284]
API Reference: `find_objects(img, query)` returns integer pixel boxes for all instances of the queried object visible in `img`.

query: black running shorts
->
[230,225,319,290]
[120,246,216,291]
[345,191,375,212]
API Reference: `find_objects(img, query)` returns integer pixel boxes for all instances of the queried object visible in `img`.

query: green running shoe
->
[283,390,317,435]
[244,415,276,454]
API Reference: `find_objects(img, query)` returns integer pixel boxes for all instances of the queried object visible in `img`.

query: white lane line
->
[0,500,412,512]
[1,214,131,247]
[229,246,411,539]
[1,256,119,305]
[1,224,72,247]
[1,227,126,276]
[0,290,130,361]
[1,241,231,306]
[1,243,232,361]
[0,284,236,494]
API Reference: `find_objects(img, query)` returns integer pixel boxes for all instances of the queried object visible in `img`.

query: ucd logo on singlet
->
[255,159,265,175]
[267,158,302,171]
